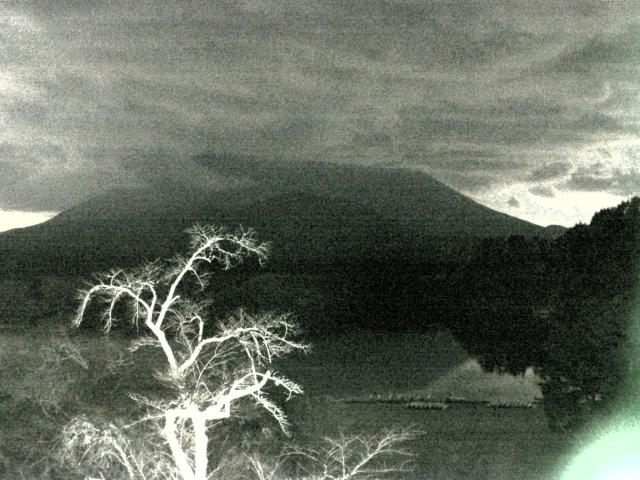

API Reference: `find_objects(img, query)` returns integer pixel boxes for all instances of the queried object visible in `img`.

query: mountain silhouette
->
[0,158,560,276]
[194,155,550,237]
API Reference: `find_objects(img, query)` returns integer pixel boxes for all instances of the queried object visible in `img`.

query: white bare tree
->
[249,428,418,480]
[72,225,309,480]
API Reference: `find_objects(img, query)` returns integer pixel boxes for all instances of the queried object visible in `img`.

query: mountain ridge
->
[0,159,562,276]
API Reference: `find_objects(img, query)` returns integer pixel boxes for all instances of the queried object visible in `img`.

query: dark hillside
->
[0,159,557,277]
[195,155,550,237]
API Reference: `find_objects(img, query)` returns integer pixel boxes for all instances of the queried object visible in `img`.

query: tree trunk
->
[192,413,209,480]
[164,411,196,480]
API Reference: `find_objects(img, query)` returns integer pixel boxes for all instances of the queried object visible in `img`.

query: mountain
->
[194,155,551,238]
[0,158,559,277]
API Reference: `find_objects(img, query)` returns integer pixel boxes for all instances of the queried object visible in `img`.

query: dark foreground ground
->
[0,327,578,479]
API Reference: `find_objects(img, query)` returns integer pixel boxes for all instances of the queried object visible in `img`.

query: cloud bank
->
[0,1,638,225]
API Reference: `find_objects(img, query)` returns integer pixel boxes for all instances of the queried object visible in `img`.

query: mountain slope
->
[0,159,559,276]
[194,155,548,237]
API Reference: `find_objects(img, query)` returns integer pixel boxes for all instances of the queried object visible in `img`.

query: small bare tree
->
[72,225,308,480]
[302,429,417,480]
[249,428,418,480]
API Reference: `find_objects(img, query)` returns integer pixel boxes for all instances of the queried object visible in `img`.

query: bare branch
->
[75,276,155,332]
[69,224,307,480]
[128,336,162,353]
[284,428,420,480]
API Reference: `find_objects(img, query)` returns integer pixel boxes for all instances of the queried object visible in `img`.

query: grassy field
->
[0,325,578,479]
[285,398,576,480]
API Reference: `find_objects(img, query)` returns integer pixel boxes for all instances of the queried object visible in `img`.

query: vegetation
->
[62,225,417,480]
[0,191,637,476]
[454,197,640,430]
[537,197,640,430]
[235,195,638,432]
[0,336,567,480]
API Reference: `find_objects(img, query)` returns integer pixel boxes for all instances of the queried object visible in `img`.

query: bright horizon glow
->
[560,278,640,480]
[0,209,57,232]
[471,188,630,228]
[560,425,640,480]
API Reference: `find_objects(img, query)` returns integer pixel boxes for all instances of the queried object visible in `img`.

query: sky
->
[0,0,639,231]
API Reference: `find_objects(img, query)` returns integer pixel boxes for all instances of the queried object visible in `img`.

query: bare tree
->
[303,429,417,480]
[72,225,309,480]
[249,428,418,480]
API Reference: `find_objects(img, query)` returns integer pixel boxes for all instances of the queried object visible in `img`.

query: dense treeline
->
[539,197,640,429]
[208,197,640,430]
[443,197,639,429]
[1,197,637,430]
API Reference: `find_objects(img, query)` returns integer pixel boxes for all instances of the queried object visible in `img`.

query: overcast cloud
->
[1,1,639,226]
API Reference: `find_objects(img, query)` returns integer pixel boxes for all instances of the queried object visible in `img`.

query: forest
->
[2,197,638,438]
